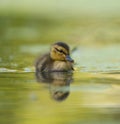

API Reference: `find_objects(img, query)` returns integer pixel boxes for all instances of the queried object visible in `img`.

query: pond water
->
[0,44,120,124]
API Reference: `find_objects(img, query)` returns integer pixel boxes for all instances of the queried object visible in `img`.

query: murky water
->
[0,45,120,124]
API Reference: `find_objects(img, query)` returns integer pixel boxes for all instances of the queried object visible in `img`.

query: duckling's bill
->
[65,55,74,63]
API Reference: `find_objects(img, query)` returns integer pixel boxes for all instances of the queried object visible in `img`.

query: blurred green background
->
[0,0,120,70]
[0,1,120,124]
[0,0,120,46]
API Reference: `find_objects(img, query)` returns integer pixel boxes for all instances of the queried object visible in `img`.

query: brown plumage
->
[35,42,74,72]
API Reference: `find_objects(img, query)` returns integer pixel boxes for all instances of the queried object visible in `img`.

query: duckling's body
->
[35,42,74,72]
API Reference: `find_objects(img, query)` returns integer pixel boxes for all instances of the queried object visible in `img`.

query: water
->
[0,72,120,124]
[0,45,120,124]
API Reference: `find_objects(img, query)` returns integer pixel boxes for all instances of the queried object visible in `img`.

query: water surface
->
[0,45,120,124]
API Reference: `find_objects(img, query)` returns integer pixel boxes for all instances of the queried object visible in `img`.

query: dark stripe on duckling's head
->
[53,42,70,53]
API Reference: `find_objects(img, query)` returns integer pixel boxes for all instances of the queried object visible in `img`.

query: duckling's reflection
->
[36,71,73,101]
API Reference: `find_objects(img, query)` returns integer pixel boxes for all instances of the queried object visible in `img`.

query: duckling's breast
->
[52,61,73,71]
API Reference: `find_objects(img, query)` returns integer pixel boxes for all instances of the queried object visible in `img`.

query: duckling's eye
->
[59,50,64,53]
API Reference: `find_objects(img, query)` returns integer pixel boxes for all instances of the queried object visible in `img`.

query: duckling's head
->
[50,42,74,62]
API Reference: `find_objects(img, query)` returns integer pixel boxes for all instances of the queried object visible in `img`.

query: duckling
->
[35,42,74,72]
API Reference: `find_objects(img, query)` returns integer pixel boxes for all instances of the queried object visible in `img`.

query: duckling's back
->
[35,53,53,72]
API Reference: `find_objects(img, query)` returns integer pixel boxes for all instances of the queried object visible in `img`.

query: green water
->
[0,44,120,124]
[0,71,120,124]
[0,15,120,124]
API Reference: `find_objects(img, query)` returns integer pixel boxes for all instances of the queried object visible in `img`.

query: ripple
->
[0,67,35,73]
[0,68,17,72]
